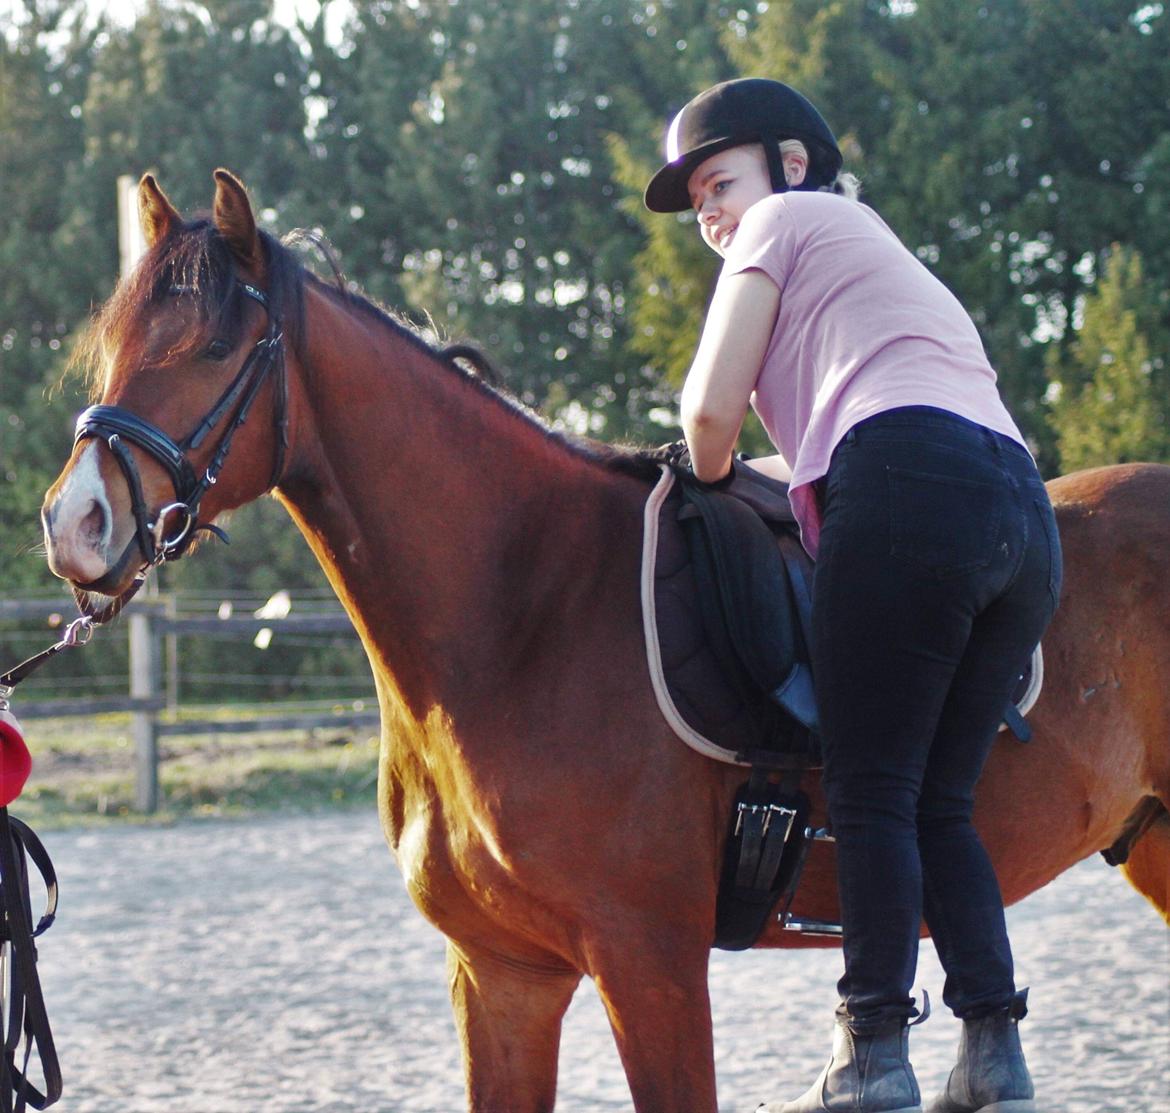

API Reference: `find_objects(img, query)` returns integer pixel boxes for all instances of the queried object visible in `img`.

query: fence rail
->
[1,595,379,812]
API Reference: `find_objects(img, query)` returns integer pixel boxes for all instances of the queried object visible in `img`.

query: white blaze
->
[44,442,115,580]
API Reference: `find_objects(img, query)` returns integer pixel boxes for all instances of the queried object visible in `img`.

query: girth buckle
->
[734,801,797,841]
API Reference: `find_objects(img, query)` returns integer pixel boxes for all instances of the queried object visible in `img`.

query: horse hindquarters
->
[1121,809,1170,925]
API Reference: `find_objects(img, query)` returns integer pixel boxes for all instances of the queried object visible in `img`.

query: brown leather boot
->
[925,990,1035,1113]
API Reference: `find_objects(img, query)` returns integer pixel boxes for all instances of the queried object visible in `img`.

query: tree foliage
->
[2,0,1169,613]
[1048,245,1169,470]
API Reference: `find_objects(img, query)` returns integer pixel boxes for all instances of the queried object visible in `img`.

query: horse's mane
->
[71,213,664,482]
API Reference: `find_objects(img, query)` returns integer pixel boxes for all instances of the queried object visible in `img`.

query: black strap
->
[1,649,68,693]
[1,619,93,691]
[105,434,159,570]
[75,408,194,495]
[0,810,61,1111]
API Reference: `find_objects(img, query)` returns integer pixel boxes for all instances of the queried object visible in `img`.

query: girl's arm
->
[680,267,781,482]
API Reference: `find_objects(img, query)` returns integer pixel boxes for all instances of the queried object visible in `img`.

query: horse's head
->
[42,170,298,614]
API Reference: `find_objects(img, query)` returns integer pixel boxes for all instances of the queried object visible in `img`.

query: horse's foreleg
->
[592,937,719,1113]
[447,939,581,1113]
[1121,807,1170,924]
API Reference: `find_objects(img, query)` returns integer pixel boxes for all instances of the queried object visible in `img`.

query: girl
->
[645,78,1061,1113]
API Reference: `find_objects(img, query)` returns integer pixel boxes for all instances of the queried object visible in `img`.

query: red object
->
[0,716,32,806]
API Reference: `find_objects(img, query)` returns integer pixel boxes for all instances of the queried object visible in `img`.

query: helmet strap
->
[763,138,790,194]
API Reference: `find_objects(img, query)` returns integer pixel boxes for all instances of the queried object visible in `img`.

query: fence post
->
[129,608,160,812]
[164,592,179,713]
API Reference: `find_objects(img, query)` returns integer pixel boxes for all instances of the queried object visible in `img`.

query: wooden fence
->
[1,597,379,812]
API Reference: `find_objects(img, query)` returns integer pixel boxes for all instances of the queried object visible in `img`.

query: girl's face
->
[688,143,805,257]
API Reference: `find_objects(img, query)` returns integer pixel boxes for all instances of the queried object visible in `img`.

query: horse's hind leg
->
[446,939,581,1113]
[1121,807,1170,924]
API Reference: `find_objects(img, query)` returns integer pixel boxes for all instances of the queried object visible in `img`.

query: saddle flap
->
[678,480,810,708]
[722,463,798,525]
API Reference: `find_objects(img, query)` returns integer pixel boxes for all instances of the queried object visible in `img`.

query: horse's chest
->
[388,791,528,936]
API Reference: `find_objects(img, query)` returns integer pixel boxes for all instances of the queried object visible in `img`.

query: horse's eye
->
[206,339,232,361]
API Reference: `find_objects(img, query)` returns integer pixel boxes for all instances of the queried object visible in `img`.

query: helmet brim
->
[643,135,746,213]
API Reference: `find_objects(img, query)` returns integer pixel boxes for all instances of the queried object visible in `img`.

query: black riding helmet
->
[644,78,843,213]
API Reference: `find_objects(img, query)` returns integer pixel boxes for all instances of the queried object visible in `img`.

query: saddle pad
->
[642,467,775,765]
[640,467,1044,762]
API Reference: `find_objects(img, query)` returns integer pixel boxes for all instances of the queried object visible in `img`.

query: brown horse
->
[41,172,1169,1112]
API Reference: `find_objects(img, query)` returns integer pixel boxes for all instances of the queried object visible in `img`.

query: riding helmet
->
[644,78,843,213]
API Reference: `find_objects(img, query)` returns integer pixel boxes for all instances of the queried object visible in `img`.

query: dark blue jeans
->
[811,406,1062,1031]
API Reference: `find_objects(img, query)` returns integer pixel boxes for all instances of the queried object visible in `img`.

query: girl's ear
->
[782,148,808,188]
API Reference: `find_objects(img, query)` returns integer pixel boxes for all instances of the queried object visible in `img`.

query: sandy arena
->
[29,809,1169,1112]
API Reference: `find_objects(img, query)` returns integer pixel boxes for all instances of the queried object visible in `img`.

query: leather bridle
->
[71,282,288,620]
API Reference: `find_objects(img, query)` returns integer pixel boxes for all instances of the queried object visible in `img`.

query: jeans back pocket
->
[888,466,1003,579]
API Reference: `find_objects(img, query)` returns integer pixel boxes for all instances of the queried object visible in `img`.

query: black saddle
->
[674,466,819,766]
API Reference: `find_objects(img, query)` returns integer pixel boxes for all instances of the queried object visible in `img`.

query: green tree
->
[1048,246,1169,470]
[711,0,1170,470]
[304,0,740,441]
[0,0,100,590]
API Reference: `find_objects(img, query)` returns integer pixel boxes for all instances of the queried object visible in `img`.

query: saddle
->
[642,462,820,948]
[642,464,818,770]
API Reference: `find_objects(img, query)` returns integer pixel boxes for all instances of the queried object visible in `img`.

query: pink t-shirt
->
[722,191,1026,556]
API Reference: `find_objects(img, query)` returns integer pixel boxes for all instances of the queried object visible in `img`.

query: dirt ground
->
[27,809,1169,1112]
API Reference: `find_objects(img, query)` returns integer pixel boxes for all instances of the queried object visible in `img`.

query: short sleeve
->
[721,194,796,292]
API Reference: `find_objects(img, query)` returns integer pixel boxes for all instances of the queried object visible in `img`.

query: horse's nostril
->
[80,499,107,548]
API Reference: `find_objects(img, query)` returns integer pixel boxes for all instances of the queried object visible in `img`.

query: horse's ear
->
[212,168,261,266]
[139,174,182,248]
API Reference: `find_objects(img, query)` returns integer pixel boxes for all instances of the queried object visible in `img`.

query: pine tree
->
[1048,246,1169,470]
[0,0,102,590]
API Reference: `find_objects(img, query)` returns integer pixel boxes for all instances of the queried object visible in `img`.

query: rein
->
[0,632,74,1111]
[72,282,287,623]
[0,812,60,1112]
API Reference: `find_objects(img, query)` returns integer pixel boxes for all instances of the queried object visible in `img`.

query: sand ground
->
[26,809,1169,1112]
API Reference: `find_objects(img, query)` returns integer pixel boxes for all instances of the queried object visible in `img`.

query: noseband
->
[73,282,288,612]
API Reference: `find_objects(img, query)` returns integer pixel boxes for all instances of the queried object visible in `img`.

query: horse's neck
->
[279,289,638,722]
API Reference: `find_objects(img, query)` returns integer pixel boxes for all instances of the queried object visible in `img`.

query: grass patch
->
[10,710,381,829]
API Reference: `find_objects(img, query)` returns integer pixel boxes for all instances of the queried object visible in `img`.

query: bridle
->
[71,281,288,620]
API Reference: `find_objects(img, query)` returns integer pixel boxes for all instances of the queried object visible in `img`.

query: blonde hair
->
[779,138,861,200]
